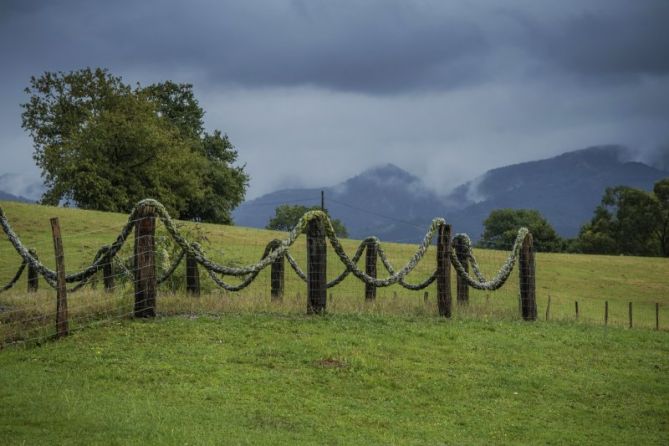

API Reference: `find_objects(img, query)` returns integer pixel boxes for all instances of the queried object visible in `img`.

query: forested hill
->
[445,146,668,239]
[233,146,668,241]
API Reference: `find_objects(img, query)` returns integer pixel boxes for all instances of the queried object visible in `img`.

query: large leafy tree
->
[578,180,668,256]
[21,68,248,222]
[654,178,669,257]
[480,208,563,252]
[266,204,349,238]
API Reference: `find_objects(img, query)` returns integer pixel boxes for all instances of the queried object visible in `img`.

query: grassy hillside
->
[0,314,667,445]
[1,201,668,444]
[1,199,667,332]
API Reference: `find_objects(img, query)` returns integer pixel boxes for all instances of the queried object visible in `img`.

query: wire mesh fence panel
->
[535,251,668,330]
[0,215,141,348]
[540,294,663,330]
[460,247,523,320]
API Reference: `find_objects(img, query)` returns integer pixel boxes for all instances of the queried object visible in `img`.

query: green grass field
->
[1,200,668,444]
[0,315,667,445]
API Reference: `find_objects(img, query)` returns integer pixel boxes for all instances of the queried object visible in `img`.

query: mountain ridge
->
[233,145,668,241]
[3,146,666,241]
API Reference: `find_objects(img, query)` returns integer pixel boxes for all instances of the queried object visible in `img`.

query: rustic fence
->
[0,198,538,344]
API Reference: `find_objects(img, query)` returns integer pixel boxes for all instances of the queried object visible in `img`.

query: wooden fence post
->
[268,240,284,301]
[657,303,660,331]
[186,253,200,296]
[27,248,38,292]
[519,232,537,321]
[365,240,377,301]
[134,204,156,318]
[575,301,579,320]
[628,302,633,329]
[605,301,609,326]
[453,236,469,305]
[103,254,114,292]
[436,223,452,318]
[50,218,68,338]
[545,295,551,321]
[306,217,326,314]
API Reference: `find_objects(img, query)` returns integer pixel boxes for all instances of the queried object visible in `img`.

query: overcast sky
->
[1,0,668,199]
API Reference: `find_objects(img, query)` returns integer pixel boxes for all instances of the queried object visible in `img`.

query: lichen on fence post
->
[50,218,69,338]
[186,253,200,296]
[306,217,326,314]
[27,248,39,292]
[103,254,114,292]
[134,204,157,317]
[453,236,469,305]
[436,223,452,317]
[365,239,377,301]
[268,239,284,301]
[519,232,537,321]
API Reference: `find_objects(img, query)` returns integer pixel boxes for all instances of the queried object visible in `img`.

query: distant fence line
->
[0,199,537,337]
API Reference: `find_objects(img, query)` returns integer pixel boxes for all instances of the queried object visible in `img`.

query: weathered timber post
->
[27,248,38,292]
[267,239,284,301]
[186,253,200,296]
[365,239,377,301]
[453,236,469,305]
[103,254,114,292]
[134,204,156,318]
[436,223,452,318]
[306,217,326,314]
[605,301,609,326]
[545,295,551,321]
[656,303,660,331]
[628,302,633,329]
[50,218,69,338]
[519,232,537,321]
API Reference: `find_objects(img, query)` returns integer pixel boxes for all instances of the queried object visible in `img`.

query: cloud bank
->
[0,0,667,197]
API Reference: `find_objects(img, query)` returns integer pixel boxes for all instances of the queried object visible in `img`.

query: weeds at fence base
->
[2,286,664,349]
[1,287,534,348]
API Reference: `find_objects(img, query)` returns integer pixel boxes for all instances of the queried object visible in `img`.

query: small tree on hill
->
[266,204,348,238]
[480,208,562,252]
[577,178,669,256]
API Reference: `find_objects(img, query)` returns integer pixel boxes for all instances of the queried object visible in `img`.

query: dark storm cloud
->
[0,0,489,93]
[2,0,668,95]
[506,2,669,81]
[1,0,668,199]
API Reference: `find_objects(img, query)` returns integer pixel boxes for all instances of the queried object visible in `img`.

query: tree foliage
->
[480,208,563,252]
[654,178,669,257]
[266,204,349,238]
[21,68,248,222]
[577,179,669,256]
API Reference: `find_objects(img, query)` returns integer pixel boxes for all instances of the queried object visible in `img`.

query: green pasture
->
[1,314,668,445]
[1,201,668,444]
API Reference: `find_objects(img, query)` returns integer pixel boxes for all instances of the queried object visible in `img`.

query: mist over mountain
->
[233,164,441,241]
[3,145,666,242]
[446,145,668,238]
[0,174,43,202]
[0,190,32,203]
[233,145,669,242]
